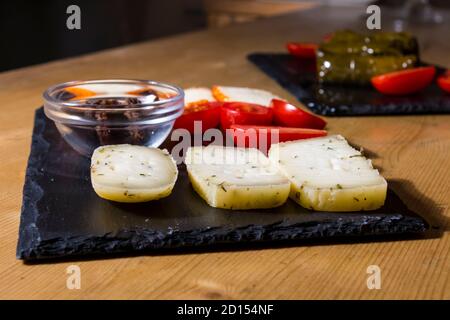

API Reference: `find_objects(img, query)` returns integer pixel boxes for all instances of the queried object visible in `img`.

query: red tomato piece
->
[371,66,436,95]
[437,71,450,93]
[286,42,318,59]
[173,101,221,134]
[270,99,326,129]
[220,102,273,130]
[229,124,327,148]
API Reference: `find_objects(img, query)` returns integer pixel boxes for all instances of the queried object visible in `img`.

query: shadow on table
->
[388,179,449,237]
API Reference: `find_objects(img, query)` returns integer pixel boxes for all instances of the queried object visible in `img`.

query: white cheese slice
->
[269,135,387,211]
[184,87,215,104]
[91,144,178,203]
[212,86,281,106]
[185,145,290,209]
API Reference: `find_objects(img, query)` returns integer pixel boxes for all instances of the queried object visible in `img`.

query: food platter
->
[16,109,428,261]
[249,30,450,116]
[18,29,447,262]
[248,53,450,116]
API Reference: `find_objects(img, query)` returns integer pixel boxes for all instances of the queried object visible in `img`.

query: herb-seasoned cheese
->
[269,135,387,211]
[185,145,290,209]
[90,144,178,203]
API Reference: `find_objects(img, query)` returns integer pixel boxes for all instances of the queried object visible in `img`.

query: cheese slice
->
[185,145,290,209]
[211,85,281,106]
[269,135,387,211]
[91,144,178,203]
[184,87,215,105]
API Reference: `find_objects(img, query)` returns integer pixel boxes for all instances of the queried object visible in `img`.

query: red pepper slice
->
[220,102,273,130]
[371,66,436,95]
[270,99,326,129]
[173,101,221,134]
[229,124,327,148]
[286,42,318,59]
[437,70,450,93]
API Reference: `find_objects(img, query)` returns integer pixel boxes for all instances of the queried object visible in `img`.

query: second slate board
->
[248,53,450,116]
[17,109,428,261]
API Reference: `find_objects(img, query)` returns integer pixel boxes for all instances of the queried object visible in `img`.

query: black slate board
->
[17,108,428,261]
[248,53,450,116]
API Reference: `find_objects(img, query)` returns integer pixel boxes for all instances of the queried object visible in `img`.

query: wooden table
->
[0,5,449,299]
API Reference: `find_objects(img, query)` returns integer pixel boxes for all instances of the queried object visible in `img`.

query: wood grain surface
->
[0,5,449,299]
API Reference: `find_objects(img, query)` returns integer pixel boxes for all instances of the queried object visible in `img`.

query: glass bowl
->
[43,79,184,156]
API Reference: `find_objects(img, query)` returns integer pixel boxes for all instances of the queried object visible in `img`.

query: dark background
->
[0,0,206,72]
[1,0,449,73]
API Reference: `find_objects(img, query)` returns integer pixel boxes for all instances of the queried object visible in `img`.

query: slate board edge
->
[16,109,428,261]
[19,215,427,261]
[16,109,50,259]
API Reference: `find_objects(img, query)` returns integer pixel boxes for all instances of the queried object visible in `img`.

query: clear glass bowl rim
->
[43,79,184,112]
